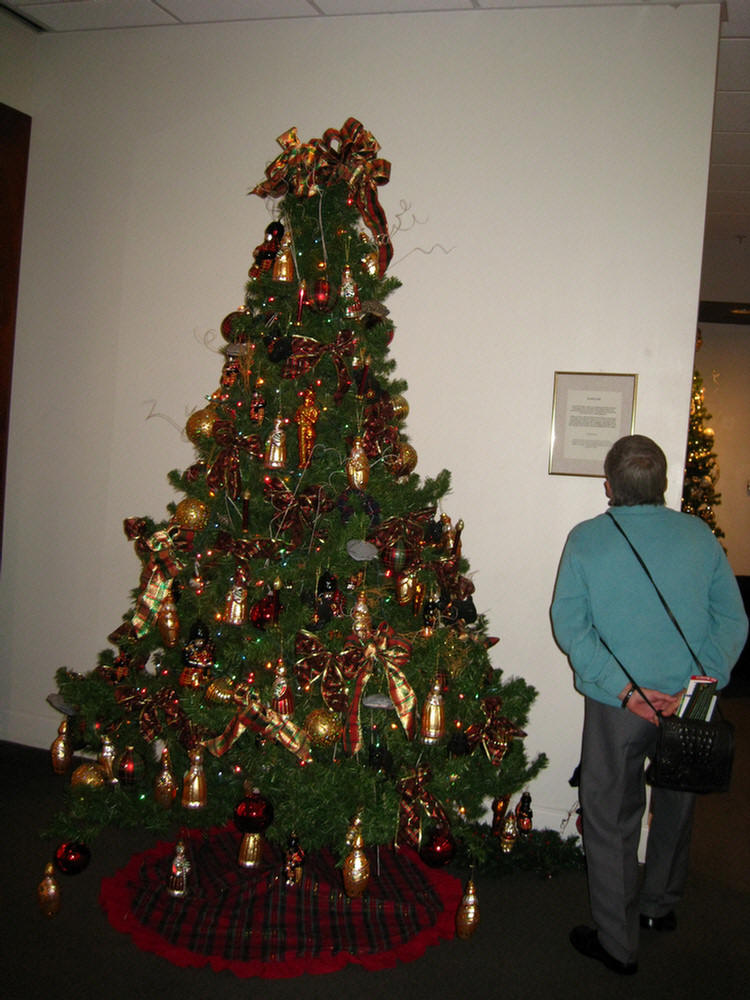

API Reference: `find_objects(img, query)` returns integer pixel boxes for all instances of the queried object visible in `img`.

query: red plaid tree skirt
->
[99,826,463,978]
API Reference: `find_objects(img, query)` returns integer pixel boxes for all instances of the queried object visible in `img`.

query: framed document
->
[549,371,638,477]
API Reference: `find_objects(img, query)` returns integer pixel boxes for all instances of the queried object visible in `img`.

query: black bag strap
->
[602,511,718,720]
[605,511,706,675]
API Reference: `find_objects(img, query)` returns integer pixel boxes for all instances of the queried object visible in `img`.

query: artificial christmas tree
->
[681,369,725,541]
[48,119,545,875]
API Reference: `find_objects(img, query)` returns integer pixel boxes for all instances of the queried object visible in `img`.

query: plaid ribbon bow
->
[130,528,185,637]
[281,328,357,404]
[252,118,393,276]
[464,697,526,767]
[339,623,415,755]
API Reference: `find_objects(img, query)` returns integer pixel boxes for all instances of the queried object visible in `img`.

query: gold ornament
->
[70,761,107,789]
[272,231,294,282]
[264,415,287,469]
[359,232,379,276]
[157,592,180,647]
[386,441,417,480]
[154,746,177,808]
[391,394,409,421]
[50,719,71,774]
[420,680,446,745]
[181,747,207,809]
[304,707,341,749]
[396,568,416,606]
[340,263,361,318]
[343,814,370,898]
[295,388,320,468]
[455,877,480,939]
[173,497,209,532]
[238,832,265,868]
[351,590,372,642]
[346,436,370,490]
[167,840,191,897]
[500,812,517,854]
[491,794,511,835]
[205,677,235,705]
[222,577,249,626]
[37,862,61,917]
[185,405,218,444]
[99,735,117,782]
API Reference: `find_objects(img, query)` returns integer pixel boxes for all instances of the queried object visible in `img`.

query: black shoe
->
[640,911,677,932]
[569,925,638,975]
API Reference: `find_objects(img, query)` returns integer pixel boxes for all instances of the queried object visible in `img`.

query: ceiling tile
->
[160,0,318,23]
[711,132,750,164]
[9,0,179,32]
[716,38,750,91]
[713,92,750,132]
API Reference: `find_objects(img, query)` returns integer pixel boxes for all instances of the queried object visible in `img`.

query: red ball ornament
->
[419,828,456,868]
[233,790,274,834]
[54,841,91,876]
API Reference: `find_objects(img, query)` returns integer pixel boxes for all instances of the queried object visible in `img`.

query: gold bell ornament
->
[455,876,480,940]
[346,436,370,491]
[37,862,61,917]
[181,747,207,809]
[154,745,177,808]
[420,680,446,745]
[50,719,71,774]
[343,813,370,898]
[166,840,191,898]
[272,230,294,282]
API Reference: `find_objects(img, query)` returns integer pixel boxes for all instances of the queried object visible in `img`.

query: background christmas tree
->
[681,368,724,541]
[48,120,545,868]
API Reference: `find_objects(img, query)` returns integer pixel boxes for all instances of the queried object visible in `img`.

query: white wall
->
[698,238,750,575]
[0,4,720,832]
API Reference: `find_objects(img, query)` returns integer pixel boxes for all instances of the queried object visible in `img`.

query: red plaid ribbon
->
[281,328,357,404]
[464,697,526,767]
[263,477,333,547]
[204,688,312,764]
[206,420,263,500]
[396,766,451,850]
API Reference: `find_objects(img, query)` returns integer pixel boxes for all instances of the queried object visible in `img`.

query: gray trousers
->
[579,697,696,964]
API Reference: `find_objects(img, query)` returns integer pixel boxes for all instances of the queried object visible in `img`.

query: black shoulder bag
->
[601,511,734,795]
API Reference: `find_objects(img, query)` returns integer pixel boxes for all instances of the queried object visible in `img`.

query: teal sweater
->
[551,505,748,707]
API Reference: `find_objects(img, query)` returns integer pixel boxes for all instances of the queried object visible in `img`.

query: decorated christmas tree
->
[681,369,724,540]
[48,119,545,871]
